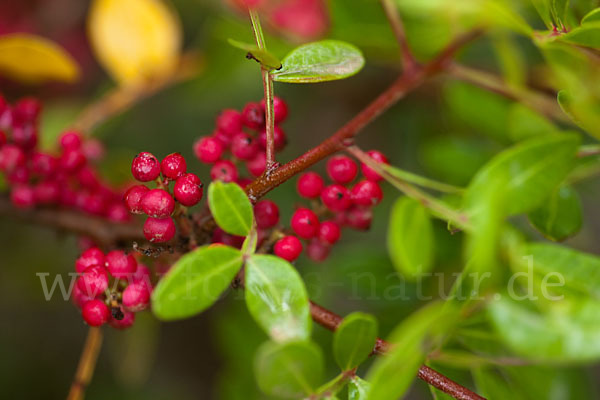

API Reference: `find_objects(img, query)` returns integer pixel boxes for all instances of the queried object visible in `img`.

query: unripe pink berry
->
[34,180,61,204]
[210,160,238,182]
[140,188,175,218]
[242,102,265,129]
[59,148,86,172]
[161,152,187,179]
[297,172,324,198]
[11,185,35,209]
[59,131,82,150]
[173,173,203,206]
[326,155,358,184]
[351,180,383,206]
[258,126,287,151]
[216,109,243,136]
[109,308,136,329]
[194,136,223,163]
[82,299,110,327]
[0,144,26,172]
[105,250,137,279]
[12,124,37,149]
[321,184,352,212]
[261,96,288,123]
[31,152,58,177]
[246,152,266,177]
[361,150,388,182]
[122,281,151,312]
[274,235,303,262]
[254,200,279,229]
[77,265,109,297]
[231,132,259,160]
[318,220,341,244]
[306,239,330,262]
[82,138,105,161]
[131,152,160,182]
[291,208,320,239]
[75,247,105,273]
[124,185,149,214]
[143,217,176,243]
[346,207,373,230]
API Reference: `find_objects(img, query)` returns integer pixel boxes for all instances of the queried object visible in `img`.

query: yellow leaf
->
[88,0,182,86]
[0,34,80,84]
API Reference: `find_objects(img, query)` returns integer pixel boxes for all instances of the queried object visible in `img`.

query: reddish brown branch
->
[309,301,485,400]
[67,327,103,400]
[380,0,419,72]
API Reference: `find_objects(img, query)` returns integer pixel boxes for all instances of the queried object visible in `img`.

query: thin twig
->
[380,0,418,72]
[67,327,103,400]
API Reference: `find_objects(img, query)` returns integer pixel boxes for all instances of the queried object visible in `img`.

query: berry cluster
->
[273,152,388,262]
[72,247,153,328]
[0,94,128,221]
[193,96,288,184]
[125,152,203,243]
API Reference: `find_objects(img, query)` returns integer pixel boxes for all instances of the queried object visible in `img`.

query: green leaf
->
[366,302,458,400]
[348,377,371,400]
[557,89,600,139]
[151,245,243,320]
[507,103,555,141]
[559,24,600,49]
[245,254,311,342]
[272,40,364,83]
[516,242,600,298]
[387,197,435,279]
[333,312,378,371]
[550,0,570,27]
[208,181,253,236]
[464,133,580,216]
[527,185,582,241]
[227,38,282,70]
[581,7,600,24]
[254,340,324,398]
[473,368,528,400]
[530,0,554,28]
[489,296,600,362]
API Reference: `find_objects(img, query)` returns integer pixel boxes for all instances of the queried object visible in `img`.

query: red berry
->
[31,152,58,177]
[306,239,330,262]
[34,180,60,204]
[82,139,105,161]
[14,97,41,123]
[173,173,203,206]
[77,166,100,189]
[161,153,187,179]
[75,247,105,273]
[82,299,110,327]
[212,130,232,148]
[0,130,6,146]
[0,144,26,172]
[210,160,238,182]
[131,152,160,182]
[254,200,279,229]
[318,221,341,244]
[346,207,373,230]
[11,185,35,209]
[246,152,266,177]
[7,166,30,184]
[105,250,137,279]
[237,177,253,188]
[59,131,82,150]
[131,263,151,284]
[140,188,175,218]
[59,148,86,173]
[297,172,324,199]
[212,227,245,248]
[194,136,223,163]
[106,202,131,222]
[291,208,320,239]
[78,190,108,216]
[321,184,352,212]
[124,185,149,214]
[12,124,37,149]
[274,235,303,262]
[361,150,388,182]
[122,281,151,312]
[242,102,265,129]
[77,265,109,297]
[259,126,287,151]
[109,308,136,329]
[261,96,288,123]
[326,155,358,184]
[351,180,383,206]
[71,284,95,308]
[231,132,259,160]
[143,217,176,243]
[216,109,243,136]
